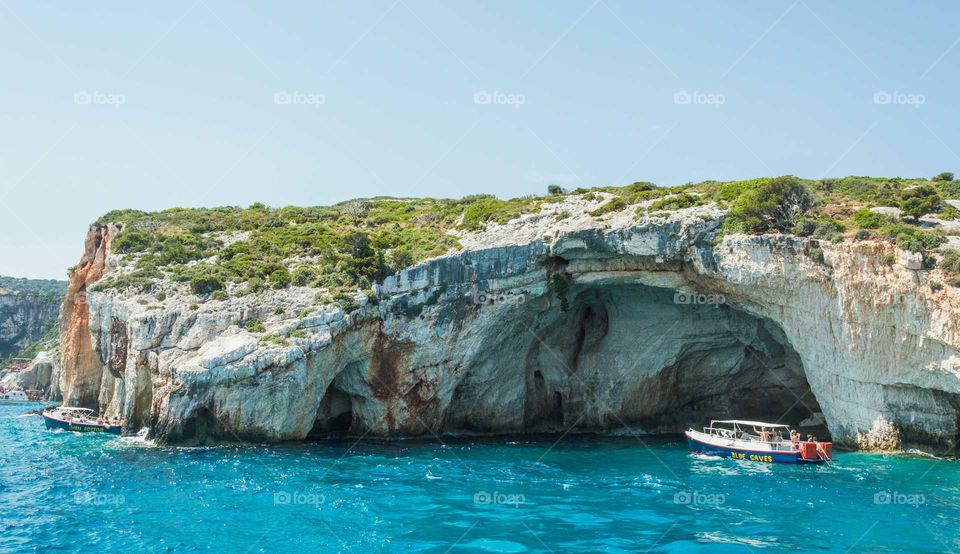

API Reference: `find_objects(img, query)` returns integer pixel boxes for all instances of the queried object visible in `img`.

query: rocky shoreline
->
[54,195,960,453]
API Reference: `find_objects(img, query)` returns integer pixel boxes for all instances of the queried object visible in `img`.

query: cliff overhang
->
[59,206,960,454]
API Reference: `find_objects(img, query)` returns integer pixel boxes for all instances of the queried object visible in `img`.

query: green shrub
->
[940,204,960,220]
[878,225,946,253]
[211,290,228,301]
[386,246,415,273]
[881,254,896,266]
[930,280,944,292]
[190,274,225,295]
[648,193,703,211]
[948,275,960,288]
[812,177,903,206]
[550,273,572,312]
[112,229,154,253]
[155,291,167,301]
[332,291,360,313]
[807,248,825,264]
[726,176,814,233]
[938,181,960,199]
[853,208,895,229]
[290,267,317,286]
[792,218,817,237]
[854,229,873,241]
[258,334,288,346]
[244,278,266,295]
[940,250,960,273]
[899,185,942,220]
[589,197,626,217]
[244,318,266,333]
[933,172,954,182]
[547,184,565,195]
[792,217,843,239]
[268,267,291,289]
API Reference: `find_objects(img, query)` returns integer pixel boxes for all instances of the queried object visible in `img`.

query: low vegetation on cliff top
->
[0,276,67,297]
[91,173,960,297]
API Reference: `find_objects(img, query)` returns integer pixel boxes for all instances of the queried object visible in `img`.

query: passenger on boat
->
[753,426,770,442]
[790,429,800,444]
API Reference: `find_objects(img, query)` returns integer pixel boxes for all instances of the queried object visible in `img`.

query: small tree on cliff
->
[727,176,814,233]
[899,185,942,221]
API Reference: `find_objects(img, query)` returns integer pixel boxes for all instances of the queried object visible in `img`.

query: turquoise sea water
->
[2,405,959,553]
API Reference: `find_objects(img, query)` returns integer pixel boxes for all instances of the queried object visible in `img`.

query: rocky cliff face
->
[0,292,60,362]
[59,198,960,453]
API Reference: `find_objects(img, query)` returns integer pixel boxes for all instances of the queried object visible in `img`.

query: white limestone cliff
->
[58,197,960,453]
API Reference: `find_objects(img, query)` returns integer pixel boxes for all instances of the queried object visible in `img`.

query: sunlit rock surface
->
[59,198,960,453]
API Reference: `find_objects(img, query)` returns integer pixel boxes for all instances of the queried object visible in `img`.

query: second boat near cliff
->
[686,420,833,465]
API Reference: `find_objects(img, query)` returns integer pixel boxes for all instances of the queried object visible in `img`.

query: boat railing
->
[699,426,801,450]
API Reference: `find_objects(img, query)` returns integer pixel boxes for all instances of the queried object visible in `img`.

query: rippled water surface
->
[2,405,959,552]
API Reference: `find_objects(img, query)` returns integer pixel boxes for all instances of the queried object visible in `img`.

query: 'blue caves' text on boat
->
[685,420,832,464]
[42,407,123,435]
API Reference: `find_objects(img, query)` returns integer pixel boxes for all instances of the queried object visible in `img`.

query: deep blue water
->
[2,405,959,553]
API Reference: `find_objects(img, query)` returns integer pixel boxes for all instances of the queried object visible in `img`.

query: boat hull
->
[686,433,823,465]
[43,413,122,435]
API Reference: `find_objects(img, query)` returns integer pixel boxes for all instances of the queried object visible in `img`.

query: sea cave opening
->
[308,379,357,439]
[446,282,830,440]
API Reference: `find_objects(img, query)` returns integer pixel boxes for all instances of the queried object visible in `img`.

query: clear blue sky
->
[2,1,959,279]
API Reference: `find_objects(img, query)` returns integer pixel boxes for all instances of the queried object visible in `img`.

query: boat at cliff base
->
[686,420,832,465]
[42,407,123,435]
[0,388,46,404]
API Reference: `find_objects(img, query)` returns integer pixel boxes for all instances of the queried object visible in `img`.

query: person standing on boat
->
[753,426,769,442]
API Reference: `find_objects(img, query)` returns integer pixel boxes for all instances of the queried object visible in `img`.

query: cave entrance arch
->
[447,282,829,439]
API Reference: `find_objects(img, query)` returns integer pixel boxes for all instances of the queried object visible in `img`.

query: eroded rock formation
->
[58,205,960,453]
[0,292,60,361]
